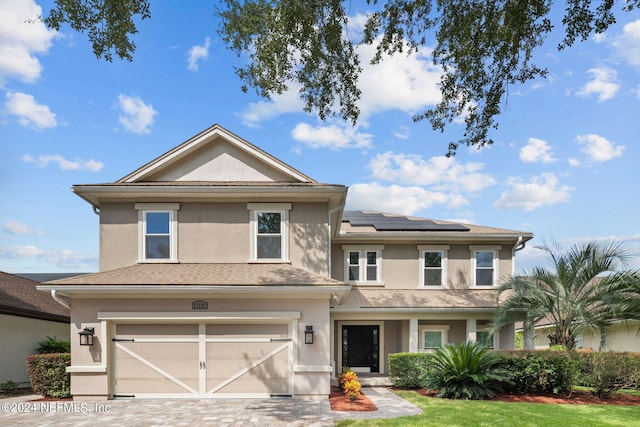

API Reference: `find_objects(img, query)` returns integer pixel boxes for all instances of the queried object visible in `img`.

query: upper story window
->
[470,245,501,286]
[248,203,291,261]
[342,246,383,284]
[418,245,449,288]
[135,203,179,262]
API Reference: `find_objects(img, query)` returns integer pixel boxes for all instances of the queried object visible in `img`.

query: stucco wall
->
[0,314,69,386]
[331,242,516,289]
[99,202,330,275]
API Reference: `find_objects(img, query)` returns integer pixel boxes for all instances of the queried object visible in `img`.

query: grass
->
[335,390,640,427]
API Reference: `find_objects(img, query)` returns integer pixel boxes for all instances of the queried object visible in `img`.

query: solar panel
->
[342,211,469,232]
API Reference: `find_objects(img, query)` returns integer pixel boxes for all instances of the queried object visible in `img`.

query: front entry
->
[341,325,380,373]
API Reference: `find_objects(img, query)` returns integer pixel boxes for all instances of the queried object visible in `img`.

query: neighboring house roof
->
[337,288,507,311]
[17,273,88,282]
[0,271,70,323]
[41,263,345,287]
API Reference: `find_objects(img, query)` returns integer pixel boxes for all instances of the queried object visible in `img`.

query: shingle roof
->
[0,271,70,322]
[338,288,506,310]
[42,263,344,286]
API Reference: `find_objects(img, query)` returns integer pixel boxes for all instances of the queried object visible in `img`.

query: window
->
[419,325,449,351]
[477,331,494,349]
[418,245,449,287]
[470,246,501,286]
[342,246,383,284]
[136,203,179,262]
[248,203,290,261]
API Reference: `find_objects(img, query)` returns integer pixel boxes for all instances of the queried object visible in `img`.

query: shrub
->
[36,336,71,354]
[343,379,362,400]
[26,353,71,398]
[421,341,512,400]
[388,352,433,388]
[0,380,18,394]
[576,352,640,398]
[496,351,577,396]
[337,367,358,391]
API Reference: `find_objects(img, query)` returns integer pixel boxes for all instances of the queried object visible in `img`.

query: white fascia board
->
[334,233,531,242]
[98,311,301,321]
[37,285,351,295]
[330,307,500,314]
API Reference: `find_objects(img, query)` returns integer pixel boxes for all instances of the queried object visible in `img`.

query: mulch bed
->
[329,386,378,411]
[415,389,640,406]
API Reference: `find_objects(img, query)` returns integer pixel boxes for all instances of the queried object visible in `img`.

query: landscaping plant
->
[338,367,362,400]
[421,341,512,400]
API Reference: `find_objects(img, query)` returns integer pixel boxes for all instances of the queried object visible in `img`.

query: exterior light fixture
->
[79,327,95,346]
[304,325,314,344]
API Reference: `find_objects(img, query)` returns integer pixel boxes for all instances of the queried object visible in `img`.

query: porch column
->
[467,318,477,342]
[409,318,419,352]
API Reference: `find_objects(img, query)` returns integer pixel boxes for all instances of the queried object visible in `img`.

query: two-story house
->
[39,125,533,400]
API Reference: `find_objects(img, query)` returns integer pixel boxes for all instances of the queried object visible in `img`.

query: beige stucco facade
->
[40,124,534,400]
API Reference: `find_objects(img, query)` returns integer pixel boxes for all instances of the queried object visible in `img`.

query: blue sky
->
[1,0,639,274]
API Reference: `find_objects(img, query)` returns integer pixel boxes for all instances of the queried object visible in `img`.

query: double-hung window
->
[248,203,290,261]
[418,245,449,287]
[476,330,495,349]
[470,246,501,287]
[343,246,383,284]
[136,203,179,262]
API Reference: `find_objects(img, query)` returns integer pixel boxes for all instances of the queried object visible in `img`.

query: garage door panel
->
[206,323,288,337]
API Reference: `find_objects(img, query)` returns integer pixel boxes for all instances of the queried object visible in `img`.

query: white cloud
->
[0,245,97,269]
[345,182,457,215]
[22,154,104,171]
[291,122,373,150]
[576,67,620,102]
[239,32,442,127]
[5,91,56,129]
[493,173,573,211]
[2,220,43,235]
[519,138,556,163]
[187,37,210,71]
[118,94,157,134]
[0,0,57,83]
[575,134,624,162]
[612,19,640,68]
[368,152,496,193]
[394,126,410,140]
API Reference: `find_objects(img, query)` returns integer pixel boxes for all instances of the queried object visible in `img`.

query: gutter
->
[50,289,71,309]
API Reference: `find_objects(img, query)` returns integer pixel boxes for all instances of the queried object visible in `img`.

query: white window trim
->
[341,245,384,285]
[476,328,498,349]
[135,203,180,263]
[419,325,449,352]
[248,203,291,262]
[470,245,501,287]
[417,245,449,288]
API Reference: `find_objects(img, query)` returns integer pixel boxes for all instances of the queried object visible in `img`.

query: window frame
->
[135,203,180,263]
[342,246,384,285]
[418,245,449,288]
[419,325,449,352]
[248,203,291,262]
[476,329,498,349]
[470,245,501,287]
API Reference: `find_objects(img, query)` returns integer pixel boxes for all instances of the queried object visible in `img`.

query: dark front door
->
[342,325,379,373]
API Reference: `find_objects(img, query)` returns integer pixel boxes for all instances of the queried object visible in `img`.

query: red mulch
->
[329,386,378,411]
[415,389,640,406]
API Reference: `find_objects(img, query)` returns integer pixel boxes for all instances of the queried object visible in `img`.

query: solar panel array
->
[342,211,469,232]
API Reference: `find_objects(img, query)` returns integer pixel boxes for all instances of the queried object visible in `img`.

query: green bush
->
[496,351,577,396]
[420,342,512,400]
[0,380,19,394]
[575,352,640,398]
[36,336,71,354]
[388,352,434,388]
[26,353,71,398]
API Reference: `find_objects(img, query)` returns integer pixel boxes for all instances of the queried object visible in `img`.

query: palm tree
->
[494,240,640,351]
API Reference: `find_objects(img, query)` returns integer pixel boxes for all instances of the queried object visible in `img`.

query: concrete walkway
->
[1,388,422,426]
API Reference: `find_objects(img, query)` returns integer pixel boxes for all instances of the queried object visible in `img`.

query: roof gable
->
[119,124,315,183]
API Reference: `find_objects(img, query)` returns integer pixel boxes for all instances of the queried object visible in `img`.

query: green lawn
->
[335,390,640,427]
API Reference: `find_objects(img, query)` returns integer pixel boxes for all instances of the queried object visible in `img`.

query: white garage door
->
[113,322,292,398]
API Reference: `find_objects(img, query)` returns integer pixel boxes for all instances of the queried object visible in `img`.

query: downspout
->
[51,290,71,309]
[327,204,342,278]
[512,235,525,276]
